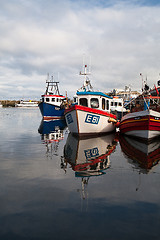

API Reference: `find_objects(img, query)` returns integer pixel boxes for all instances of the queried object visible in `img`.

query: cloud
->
[0,0,160,99]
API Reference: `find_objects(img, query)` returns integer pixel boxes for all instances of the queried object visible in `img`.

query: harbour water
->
[0,107,160,240]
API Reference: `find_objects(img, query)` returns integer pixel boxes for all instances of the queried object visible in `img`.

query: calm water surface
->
[0,107,160,240]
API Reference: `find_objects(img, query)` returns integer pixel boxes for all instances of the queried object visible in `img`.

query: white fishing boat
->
[110,96,128,119]
[16,100,38,107]
[64,65,118,137]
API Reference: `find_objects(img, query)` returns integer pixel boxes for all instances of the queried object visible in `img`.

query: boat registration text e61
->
[85,114,100,124]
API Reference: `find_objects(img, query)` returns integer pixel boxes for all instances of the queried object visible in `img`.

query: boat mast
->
[79,64,93,91]
[45,73,50,94]
[140,73,144,92]
[45,73,60,95]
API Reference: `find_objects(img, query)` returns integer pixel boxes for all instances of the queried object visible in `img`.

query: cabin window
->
[106,100,109,110]
[52,98,55,102]
[115,102,118,107]
[102,98,105,110]
[57,98,59,102]
[90,98,99,108]
[73,97,77,103]
[79,98,88,107]
[111,102,113,106]
[46,98,50,102]
[119,102,122,106]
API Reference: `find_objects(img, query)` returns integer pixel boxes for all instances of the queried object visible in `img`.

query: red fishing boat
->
[119,81,160,140]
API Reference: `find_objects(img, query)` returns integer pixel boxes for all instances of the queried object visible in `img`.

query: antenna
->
[46,73,49,83]
[57,72,59,82]
[140,73,144,92]
[83,54,85,66]
[89,56,91,73]
[51,76,53,91]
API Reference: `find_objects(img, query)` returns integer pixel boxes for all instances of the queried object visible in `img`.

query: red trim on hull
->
[43,116,64,120]
[120,115,160,134]
[65,105,116,119]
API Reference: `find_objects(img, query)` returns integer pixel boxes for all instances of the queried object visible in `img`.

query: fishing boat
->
[107,86,140,119]
[15,100,38,107]
[110,96,128,120]
[119,134,160,172]
[119,83,160,140]
[39,74,66,120]
[64,65,117,136]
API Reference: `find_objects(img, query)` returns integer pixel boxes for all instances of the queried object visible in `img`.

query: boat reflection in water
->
[38,119,67,157]
[119,135,160,173]
[63,133,118,199]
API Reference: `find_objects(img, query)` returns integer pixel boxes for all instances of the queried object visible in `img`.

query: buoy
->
[108,118,117,123]
[115,121,120,128]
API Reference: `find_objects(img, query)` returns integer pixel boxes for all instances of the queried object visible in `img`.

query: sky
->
[1,0,160,100]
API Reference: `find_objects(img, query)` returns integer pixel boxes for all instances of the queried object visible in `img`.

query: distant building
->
[107,86,140,101]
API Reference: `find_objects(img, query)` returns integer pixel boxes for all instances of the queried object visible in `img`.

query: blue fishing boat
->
[39,74,66,120]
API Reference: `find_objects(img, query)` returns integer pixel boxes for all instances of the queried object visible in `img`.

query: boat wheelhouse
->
[76,91,112,111]
[110,96,128,120]
[39,74,66,120]
[65,65,117,136]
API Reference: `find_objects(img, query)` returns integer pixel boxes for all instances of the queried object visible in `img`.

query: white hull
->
[16,102,38,107]
[65,106,116,136]
[16,104,38,107]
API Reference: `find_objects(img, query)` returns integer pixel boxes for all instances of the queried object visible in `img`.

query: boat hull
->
[119,109,160,140]
[65,105,116,136]
[16,102,38,107]
[39,102,65,120]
